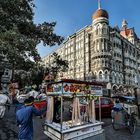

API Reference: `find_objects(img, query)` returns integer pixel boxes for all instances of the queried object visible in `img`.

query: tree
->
[44,52,69,80]
[0,0,64,79]
[14,63,44,87]
[14,53,69,88]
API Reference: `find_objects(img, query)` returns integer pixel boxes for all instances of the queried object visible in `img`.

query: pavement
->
[0,106,47,140]
[105,125,140,140]
[102,118,140,140]
[0,107,18,140]
[1,106,140,140]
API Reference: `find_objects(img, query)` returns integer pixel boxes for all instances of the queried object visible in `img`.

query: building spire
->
[98,0,101,9]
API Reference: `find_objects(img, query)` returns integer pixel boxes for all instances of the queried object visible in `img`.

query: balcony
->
[92,52,111,58]
[124,61,130,66]
[129,55,135,60]
[114,56,122,62]
[115,48,122,54]
[124,53,129,58]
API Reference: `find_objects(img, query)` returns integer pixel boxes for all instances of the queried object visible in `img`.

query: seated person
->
[112,99,129,124]
[113,99,123,111]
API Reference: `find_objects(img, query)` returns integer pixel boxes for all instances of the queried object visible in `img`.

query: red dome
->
[93,8,109,20]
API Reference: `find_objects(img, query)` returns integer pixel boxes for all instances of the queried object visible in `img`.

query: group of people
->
[0,82,48,140]
[14,85,47,140]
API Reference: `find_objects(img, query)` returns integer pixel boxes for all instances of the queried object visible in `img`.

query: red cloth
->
[33,101,47,109]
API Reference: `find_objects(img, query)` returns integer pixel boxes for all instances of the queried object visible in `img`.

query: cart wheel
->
[128,117,136,134]
[112,118,120,130]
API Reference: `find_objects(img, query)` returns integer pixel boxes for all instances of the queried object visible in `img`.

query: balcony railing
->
[92,52,111,58]
[124,61,129,66]
[124,53,129,58]
[114,56,122,62]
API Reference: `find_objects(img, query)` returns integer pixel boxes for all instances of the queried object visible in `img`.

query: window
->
[85,37,88,43]
[97,40,100,51]
[116,74,119,83]
[86,46,88,52]
[96,24,100,35]
[101,39,104,51]
[105,71,108,80]
[99,71,103,80]
[86,56,89,62]
[112,73,115,83]
[102,24,107,34]
[105,60,108,67]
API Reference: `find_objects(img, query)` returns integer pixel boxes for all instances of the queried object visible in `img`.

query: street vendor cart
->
[111,95,138,134]
[43,79,105,140]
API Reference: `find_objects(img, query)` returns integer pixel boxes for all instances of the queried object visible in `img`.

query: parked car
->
[69,97,114,118]
[95,97,114,117]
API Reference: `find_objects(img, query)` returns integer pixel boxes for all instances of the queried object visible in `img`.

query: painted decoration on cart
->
[63,83,86,93]
[90,86,103,96]
[47,82,92,94]
[47,83,62,93]
[63,83,92,94]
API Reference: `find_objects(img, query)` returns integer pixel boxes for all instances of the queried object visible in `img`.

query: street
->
[1,106,140,140]
[102,118,140,140]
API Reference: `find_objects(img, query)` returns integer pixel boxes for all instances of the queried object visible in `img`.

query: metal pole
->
[61,83,63,132]
[99,96,101,122]
[60,96,63,130]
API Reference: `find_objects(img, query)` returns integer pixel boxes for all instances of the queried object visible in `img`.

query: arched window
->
[99,71,103,80]
[102,24,107,34]
[96,24,100,35]
[94,61,96,66]
[102,59,104,64]
[101,39,104,51]
[105,60,108,67]
[97,39,99,51]
[97,60,99,67]
[102,60,105,66]
[94,72,97,80]
[112,72,115,83]
[116,74,119,84]
[120,75,123,84]
[104,39,107,51]
[105,71,108,80]
[94,72,97,76]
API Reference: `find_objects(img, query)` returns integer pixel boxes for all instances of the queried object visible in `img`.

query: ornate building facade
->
[42,5,140,95]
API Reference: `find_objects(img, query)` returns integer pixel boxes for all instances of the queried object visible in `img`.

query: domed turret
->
[92,8,109,20]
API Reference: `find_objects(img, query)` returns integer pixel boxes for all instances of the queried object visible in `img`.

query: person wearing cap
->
[16,98,46,140]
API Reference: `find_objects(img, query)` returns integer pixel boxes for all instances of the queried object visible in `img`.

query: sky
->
[33,0,140,57]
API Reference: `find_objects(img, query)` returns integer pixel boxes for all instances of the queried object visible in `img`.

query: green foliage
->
[0,0,64,73]
[29,63,44,86]
[44,52,69,80]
